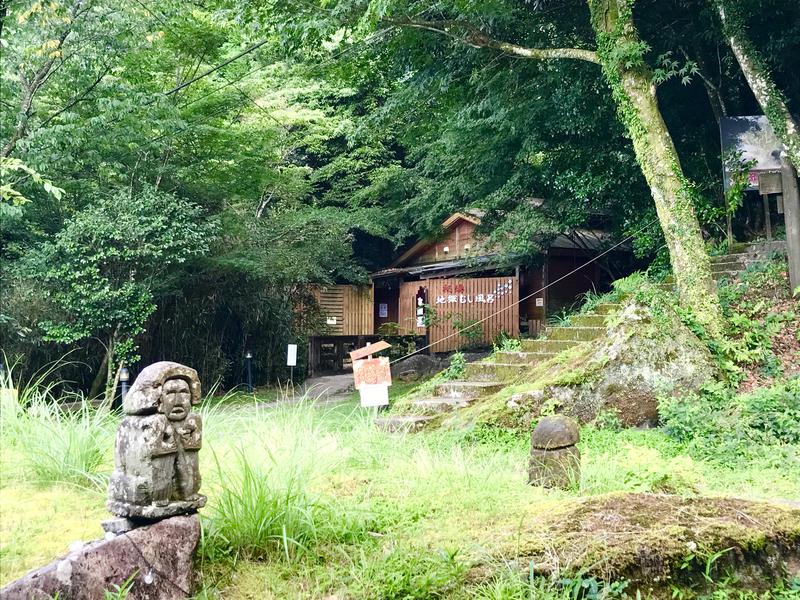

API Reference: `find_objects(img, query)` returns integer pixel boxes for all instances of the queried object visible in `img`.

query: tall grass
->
[0,359,115,490]
[199,397,376,563]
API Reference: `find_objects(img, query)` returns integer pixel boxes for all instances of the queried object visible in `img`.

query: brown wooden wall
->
[399,277,519,352]
[398,282,427,335]
[408,220,483,265]
[314,285,374,335]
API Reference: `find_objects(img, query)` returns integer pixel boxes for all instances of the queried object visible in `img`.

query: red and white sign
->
[350,343,392,408]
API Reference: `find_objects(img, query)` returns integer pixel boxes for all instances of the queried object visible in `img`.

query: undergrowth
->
[661,377,800,464]
[0,361,115,490]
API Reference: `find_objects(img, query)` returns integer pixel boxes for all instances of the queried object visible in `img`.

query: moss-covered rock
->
[509,493,800,595]
[451,298,716,431]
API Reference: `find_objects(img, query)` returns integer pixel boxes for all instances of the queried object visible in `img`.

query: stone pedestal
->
[529,445,581,488]
[0,515,199,600]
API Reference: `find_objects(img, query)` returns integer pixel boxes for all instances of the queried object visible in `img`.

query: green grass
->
[0,365,116,490]
[2,378,799,596]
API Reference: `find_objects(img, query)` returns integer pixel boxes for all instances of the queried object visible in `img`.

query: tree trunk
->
[589,0,723,338]
[88,344,110,399]
[716,1,800,168]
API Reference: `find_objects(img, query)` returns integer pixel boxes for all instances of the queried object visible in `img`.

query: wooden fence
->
[314,285,374,336]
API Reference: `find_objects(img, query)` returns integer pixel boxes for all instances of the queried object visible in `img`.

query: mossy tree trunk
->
[716,0,800,169]
[588,0,723,338]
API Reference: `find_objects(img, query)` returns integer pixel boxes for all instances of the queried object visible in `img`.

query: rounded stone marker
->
[531,415,580,450]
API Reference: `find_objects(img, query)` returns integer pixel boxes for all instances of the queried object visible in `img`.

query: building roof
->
[371,254,500,279]
[377,211,623,278]
[391,212,483,268]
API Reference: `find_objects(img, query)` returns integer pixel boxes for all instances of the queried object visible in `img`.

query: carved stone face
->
[161,378,192,421]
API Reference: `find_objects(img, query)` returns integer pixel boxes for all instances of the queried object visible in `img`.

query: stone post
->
[781,156,800,293]
[528,415,581,489]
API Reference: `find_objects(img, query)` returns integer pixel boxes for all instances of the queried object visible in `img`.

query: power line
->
[164,39,271,96]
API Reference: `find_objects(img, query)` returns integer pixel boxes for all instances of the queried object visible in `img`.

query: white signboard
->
[535,298,544,307]
[286,344,297,367]
[359,383,389,407]
[326,317,337,325]
[379,303,388,318]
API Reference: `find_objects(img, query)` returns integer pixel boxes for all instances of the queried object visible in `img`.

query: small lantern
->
[119,366,130,405]
[244,351,254,393]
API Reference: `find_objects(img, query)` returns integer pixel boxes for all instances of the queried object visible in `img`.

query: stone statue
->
[107,361,206,521]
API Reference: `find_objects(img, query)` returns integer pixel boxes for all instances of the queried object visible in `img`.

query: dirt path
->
[300,373,355,403]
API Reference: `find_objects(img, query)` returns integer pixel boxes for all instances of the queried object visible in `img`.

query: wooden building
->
[308,212,625,374]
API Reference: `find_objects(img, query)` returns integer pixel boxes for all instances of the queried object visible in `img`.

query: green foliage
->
[702,257,799,383]
[0,157,64,207]
[652,51,698,86]
[451,312,483,349]
[349,545,466,600]
[27,187,213,365]
[722,150,757,219]
[661,378,800,463]
[493,333,521,353]
[103,572,137,600]
[442,351,466,380]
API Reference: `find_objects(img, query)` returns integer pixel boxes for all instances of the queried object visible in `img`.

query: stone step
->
[375,415,434,433]
[493,351,557,365]
[712,270,741,282]
[410,398,466,415]
[710,253,747,264]
[569,314,608,328]
[464,361,528,381]
[434,380,504,399]
[594,303,622,315]
[545,326,605,342]
[520,339,582,353]
[710,260,744,273]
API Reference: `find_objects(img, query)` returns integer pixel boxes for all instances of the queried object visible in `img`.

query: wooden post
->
[762,194,772,241]
[781,157,800,293]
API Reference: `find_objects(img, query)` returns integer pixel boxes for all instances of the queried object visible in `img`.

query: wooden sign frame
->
[349,341,391,361]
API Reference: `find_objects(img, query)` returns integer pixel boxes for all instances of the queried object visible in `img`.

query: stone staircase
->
[660,241,786,291]
[375,302,622,432]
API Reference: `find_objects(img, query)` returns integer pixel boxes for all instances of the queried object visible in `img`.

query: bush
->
[442,352,466,380]
[660,378,800,462]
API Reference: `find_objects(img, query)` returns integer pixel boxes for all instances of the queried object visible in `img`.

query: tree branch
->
[387,18,600,64]
[1,0,86,157]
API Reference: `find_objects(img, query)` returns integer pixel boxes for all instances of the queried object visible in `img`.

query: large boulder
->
[391,354,446,381]
[0,515,199,600]
[502,301,717,428]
